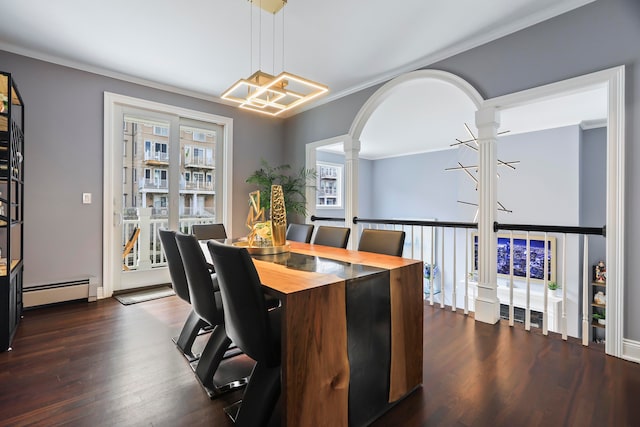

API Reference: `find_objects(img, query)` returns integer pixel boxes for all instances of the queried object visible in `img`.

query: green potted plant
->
[548,281,561,296]
[246,159,317,218]
[593,311,606,325]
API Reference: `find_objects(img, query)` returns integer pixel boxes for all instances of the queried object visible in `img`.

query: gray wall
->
[0,51,284,288]
[580,127,607,266]
[370,149,459,220]
[283,0,640,340]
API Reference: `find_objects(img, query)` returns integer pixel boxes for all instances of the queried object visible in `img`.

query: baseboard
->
[23,277,98,308]
[622,339,640,364]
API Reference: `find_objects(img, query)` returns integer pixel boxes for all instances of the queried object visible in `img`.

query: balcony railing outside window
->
[144,151,169,163]
[184,155,214,168]
[139,178,168,190]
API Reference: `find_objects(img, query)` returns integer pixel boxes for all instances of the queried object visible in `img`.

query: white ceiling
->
[1,0,594,110]
[355,83,608,159]
[0,0,604,158]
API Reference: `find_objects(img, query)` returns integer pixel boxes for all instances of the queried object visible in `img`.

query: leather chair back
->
[207,239,280,367]
[312,226,351,248]
[192,223,227,240]
[175,232,224,327]
[357,229,406,257]
[286,223,314,243]
[159,228,191,303]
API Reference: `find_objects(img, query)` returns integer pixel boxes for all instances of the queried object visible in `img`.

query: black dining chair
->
[285,223,314,243]
[158,228,207,362]
[207,239,281,427]
[312,225,351,248]
[192,223,227,241]
[175,232,254,398]
[357,228,406,257]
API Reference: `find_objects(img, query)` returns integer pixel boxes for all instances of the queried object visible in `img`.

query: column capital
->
[475,107,500,130]
[344,138,361,157]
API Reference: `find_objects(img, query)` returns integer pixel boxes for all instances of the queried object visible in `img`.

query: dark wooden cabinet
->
[0,71,24,351]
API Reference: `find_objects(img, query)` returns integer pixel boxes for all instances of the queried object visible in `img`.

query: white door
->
[116,110,175,291]
[104,94,232,296]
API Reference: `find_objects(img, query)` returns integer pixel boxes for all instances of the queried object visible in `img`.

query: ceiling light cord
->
[249,0,253,74]
[282,5,285,73]
[259,0,262,73]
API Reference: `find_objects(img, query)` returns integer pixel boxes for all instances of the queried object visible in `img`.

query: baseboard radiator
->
[23,277,99,309]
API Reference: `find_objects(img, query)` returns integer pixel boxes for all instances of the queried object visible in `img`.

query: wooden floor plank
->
[1,297,639,426]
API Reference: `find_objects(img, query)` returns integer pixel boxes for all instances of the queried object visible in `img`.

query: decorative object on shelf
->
[594,290,606,306]
[445,123,517,221]
[594,260,606,283]
[270,184,287,246]
[246,159,316,217]
[0,94,7,113]
[593,312,606,325]
[221,0,328,116]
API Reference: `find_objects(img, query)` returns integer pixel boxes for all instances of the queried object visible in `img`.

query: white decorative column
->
[344,137,359,249]
[304,144,317,224]
[474,107,500,324]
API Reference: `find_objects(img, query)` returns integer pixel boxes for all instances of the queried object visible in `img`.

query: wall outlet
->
[82,193,92,204]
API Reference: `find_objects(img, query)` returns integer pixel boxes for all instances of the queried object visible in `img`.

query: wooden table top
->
[251,241,422,297]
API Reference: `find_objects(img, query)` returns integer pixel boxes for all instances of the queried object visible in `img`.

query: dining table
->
[205,240,423,427]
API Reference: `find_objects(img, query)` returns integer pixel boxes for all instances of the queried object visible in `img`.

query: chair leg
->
[172,309,208,362]
[226,363,281,427]
[191,325,253,398]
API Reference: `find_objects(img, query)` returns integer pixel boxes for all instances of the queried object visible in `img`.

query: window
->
[193,147,204,161]
[316,162,343,208]
[193,132,206,142]
[193,171,205,183]
[154,169,168,187]
[153,126,169,137]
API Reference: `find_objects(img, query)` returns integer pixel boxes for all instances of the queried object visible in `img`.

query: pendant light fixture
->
[221,0,328,116]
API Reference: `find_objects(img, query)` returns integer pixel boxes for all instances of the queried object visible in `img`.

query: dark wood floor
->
[1,297,639,427]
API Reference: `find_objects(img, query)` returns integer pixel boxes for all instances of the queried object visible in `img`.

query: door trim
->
[101,92,234,298]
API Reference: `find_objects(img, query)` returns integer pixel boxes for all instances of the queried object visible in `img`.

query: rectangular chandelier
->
[221,70,328,117]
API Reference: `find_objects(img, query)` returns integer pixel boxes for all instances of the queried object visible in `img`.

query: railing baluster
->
[440,226,445,309]
[464,228,469,315]
[543,231,549,336]
[562,233,568,340]
[430,226,435,306]
[452,228,457,312]
[509,231,514,327]
[525,231,531,331]
[582,234,590,346]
